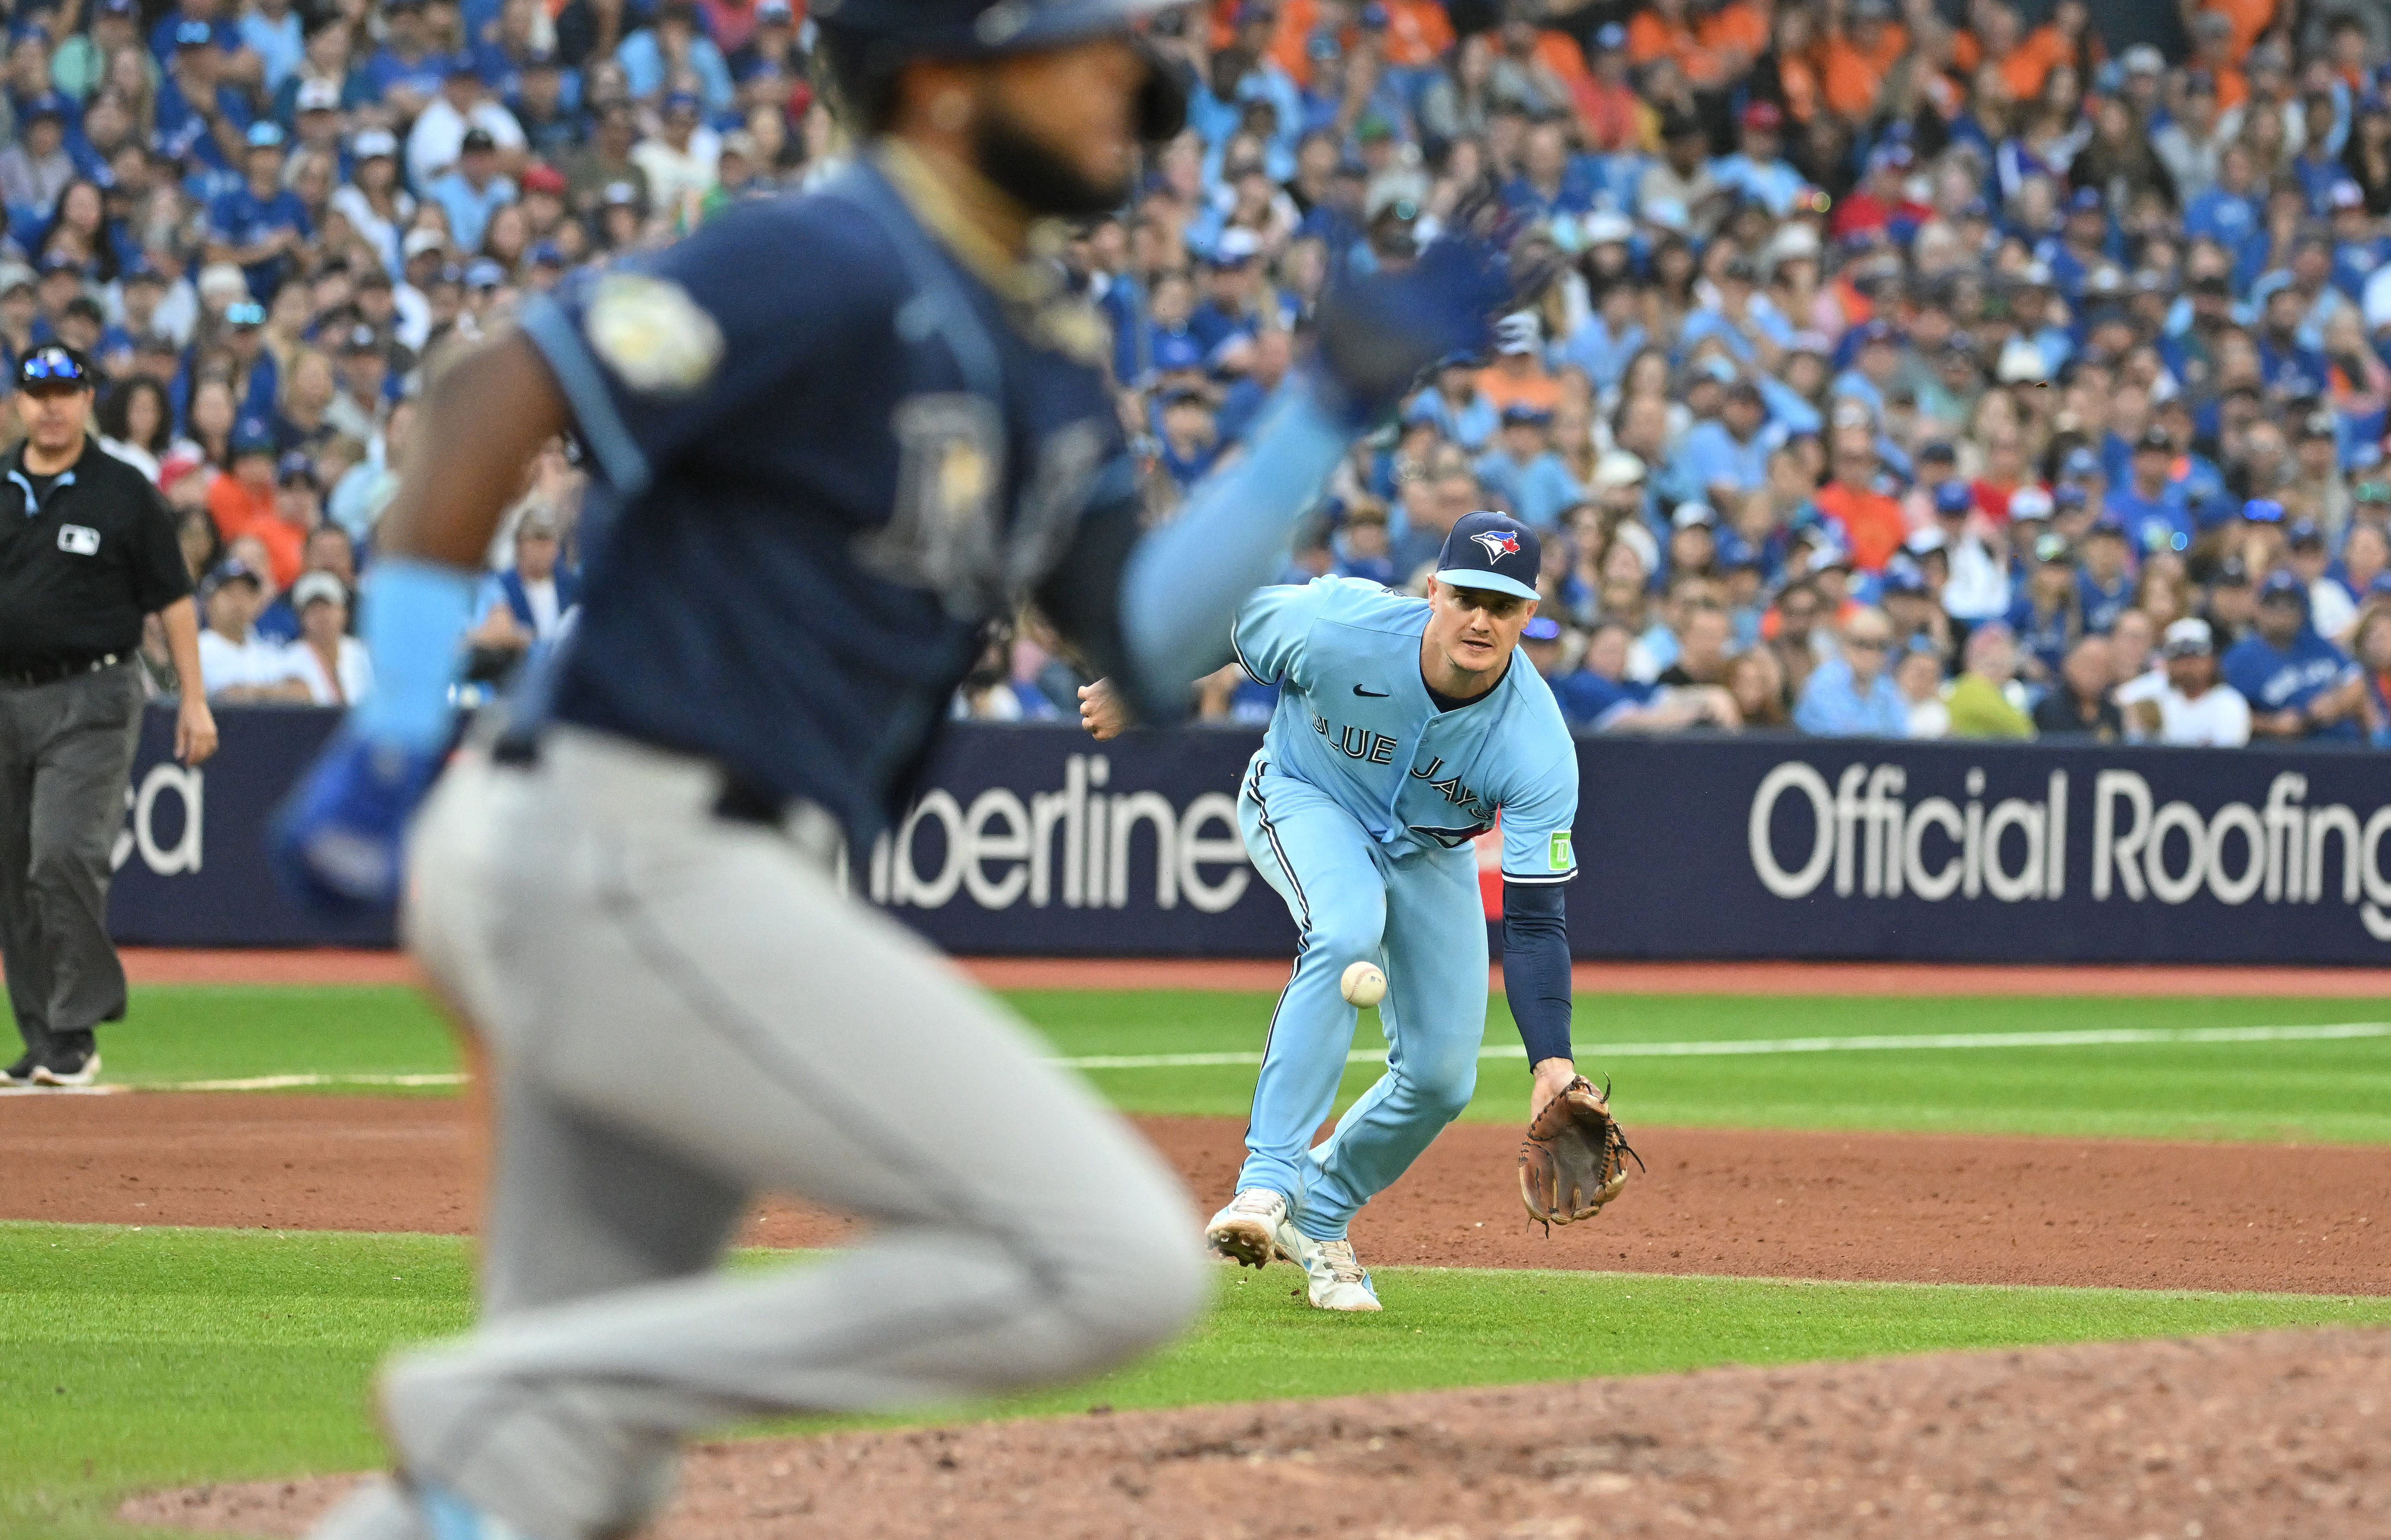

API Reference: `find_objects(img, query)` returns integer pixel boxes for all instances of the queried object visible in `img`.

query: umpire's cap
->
[818,0,1189,140]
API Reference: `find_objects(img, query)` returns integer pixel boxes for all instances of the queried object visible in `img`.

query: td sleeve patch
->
[1548,831,1573,872]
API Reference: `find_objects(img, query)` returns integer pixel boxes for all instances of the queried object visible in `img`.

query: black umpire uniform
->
[0,346,195,1086]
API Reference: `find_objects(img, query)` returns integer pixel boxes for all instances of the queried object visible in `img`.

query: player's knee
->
[1307,915,1385,972]
[1413,1055,1478,1121]
[1049,1197,1210,1364]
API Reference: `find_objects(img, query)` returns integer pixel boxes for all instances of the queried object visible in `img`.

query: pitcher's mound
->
[127,1324,2391,1540]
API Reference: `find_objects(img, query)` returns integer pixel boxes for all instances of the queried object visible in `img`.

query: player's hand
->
[1078,679,1128,741]
[268,726,446,914]
[1311,195,1535,424]
[1530,1056,1579,1120]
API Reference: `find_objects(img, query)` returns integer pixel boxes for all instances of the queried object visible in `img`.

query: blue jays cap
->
[246,119,285,148]
[2242,497,2285,523]
[172,18,214,46]
[1521,615,1562,641]
[1932,480,1973,516]
[2051,482,2088,512]
[2258,568,2307,605]
[2088,514,2127,541]
[2288,518,2325,549]
[2061,445,2102,480]
[1882,562,1928,597]
[1500,401,1552,428]
[199,558,263,597]
[1434,511,1541,601]
[1151,331,1203,373]
[231,418,277,457]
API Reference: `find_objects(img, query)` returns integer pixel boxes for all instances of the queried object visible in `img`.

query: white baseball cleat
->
[1205,1189,1288,1269]
[1271,1214,1382,1312]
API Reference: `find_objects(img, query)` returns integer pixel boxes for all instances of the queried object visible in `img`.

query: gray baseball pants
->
[0,661,144,1061]
[328,727,1208,1540]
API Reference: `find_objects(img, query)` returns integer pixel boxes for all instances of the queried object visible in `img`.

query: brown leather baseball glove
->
[1518,1076,1641,1230]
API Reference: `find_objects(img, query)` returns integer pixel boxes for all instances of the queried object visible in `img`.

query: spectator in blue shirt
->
[1672,379,1772,510]
[2076,518,2134,634]
[359,0,454,119]
[1404,354,1498,451]
[615,0,734,116]
[1473,403,1583,530]
[425,128,516,254]
[2103,424,2193,554]
[205,121,308,301]
[1795,606,1909,737]
[1709,101,1806,218]
[155,20,253,173]
[2221,571,2368,742]
[2006,533,2084,686]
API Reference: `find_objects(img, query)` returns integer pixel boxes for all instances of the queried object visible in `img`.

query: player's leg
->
[1232,763,1391,1216]
[362,732,1210,1540]
[1296,842,1489,1239]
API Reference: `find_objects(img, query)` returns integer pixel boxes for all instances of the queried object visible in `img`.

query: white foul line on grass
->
[142,1072,469,1091]
[1049,1021,2391,1071]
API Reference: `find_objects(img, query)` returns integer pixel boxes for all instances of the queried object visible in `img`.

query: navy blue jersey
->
[517,152,1146,838]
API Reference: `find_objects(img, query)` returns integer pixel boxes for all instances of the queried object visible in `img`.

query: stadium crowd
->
[14,0,2391,746]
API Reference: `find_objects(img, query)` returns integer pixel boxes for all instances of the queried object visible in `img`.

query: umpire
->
[0,345,215,1087]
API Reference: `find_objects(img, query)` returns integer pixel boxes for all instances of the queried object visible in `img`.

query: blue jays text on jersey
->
[1233,575,1579,881]
[513,144,1144,841]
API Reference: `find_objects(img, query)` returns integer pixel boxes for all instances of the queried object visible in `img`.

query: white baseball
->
[1340,961,1387,1007]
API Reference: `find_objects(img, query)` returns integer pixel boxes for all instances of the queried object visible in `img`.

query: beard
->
[970,96,1131,220]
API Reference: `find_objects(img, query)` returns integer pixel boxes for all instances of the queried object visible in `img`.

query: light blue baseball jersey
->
[1232,576,1580,884]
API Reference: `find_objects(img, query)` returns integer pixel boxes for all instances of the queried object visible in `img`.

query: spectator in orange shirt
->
[205,419,279,545]
[2196,0,2276,64]
[1626,0,1728,91]
[2188,11,2249,111]
[1478,311,1564,416]
[1579,22,1643,152]
[1370,0,1454,72]
[1814,430,1907,574]
[1819,0,1908,123]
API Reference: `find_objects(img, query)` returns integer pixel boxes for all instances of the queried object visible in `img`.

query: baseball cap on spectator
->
[2257,569,2307,607]
[1882,563,1928,597]
[465,259,506,291]
[1673,503,1717,530]
[2122,44,2164,76]
[295,78,341,114]
[292,570,345,611]
[757,0,795,18]
[1917,440,1957,466]
[0,262,38,298]
[2067,186,2103,215]
[1740,101,1782,133]
[1151,332,1203,374]
[2162,618,2214,658]
[338,322,383,356]
[276,450,317,487]
[401,229,448,262]
[1434,511,1541,599]
[1501,402,1551,429]
[2288,519,2325,551]
[602,180,643,209]
[1581,210,1632,246]
[2331,180,2367,212]
[2241,498,2285,524]
[2050,483,2088,514]
[1494,312,1540,355]
[521,163,567,196]
[2356,477,2391,507]
[2087,515,2127,543]
[2133,426,2172,456]
[2213,557,2251,588]
[172,19,213,47]
[246,121,286,150]
[353,265,392,291]
[353,128,399,161]
[1592,450,1644,490]
[224,300,265,327]
[230,419,276,458]
[2035,533,2073,566]
[1931,480,1974,518]
[1593,21,1625,51]
[2299,409,2337,442]
[529,241,565,269]
[98,0,135,16]
[200,559,263,599]
[1521,615,1562,641]
[158,445,207,492]
[2060,446,2102,481]
[1209,227,1263,268]
[2008,486,2055,523]
[460,128,498,155]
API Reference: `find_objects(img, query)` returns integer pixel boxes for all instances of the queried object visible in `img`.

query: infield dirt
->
[129,1324,2391,1539]
[7,1093,2388,1293]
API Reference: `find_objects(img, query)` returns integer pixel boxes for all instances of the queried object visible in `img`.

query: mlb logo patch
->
[57,524,99,556]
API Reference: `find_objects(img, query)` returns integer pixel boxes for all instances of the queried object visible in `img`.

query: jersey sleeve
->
[1230,581,1324,691]
[513,199,879,500]
[1498,744,1580,885]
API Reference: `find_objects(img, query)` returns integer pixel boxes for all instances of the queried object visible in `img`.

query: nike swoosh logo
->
[1353,685,1391,697]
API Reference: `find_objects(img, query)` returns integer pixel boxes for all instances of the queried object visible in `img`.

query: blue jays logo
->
[1472,528,1521,561]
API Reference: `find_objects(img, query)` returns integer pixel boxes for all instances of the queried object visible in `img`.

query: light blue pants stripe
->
[1236,759,1488,1240]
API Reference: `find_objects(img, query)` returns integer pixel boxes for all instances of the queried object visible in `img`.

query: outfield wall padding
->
[106,709,2391,964]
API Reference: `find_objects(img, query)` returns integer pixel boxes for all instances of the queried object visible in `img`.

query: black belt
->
[490,731,790,828]
[0,653,120,687]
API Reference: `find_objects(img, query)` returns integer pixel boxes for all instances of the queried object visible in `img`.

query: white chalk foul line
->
[140,1072,470,1092]
[1048,1021,2391,1071]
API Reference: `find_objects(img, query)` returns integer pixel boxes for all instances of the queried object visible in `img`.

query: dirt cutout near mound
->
[128,1324,2391,1540]
[8,1095,2391,1294]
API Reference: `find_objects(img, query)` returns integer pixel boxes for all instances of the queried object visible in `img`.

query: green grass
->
[93,984,2391,1143]
[13,1222,2391,1540]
